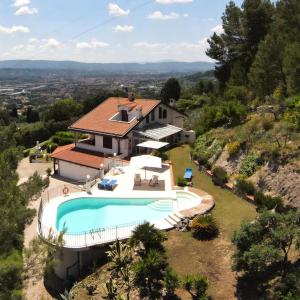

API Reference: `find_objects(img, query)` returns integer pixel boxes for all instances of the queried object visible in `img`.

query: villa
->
[37,94,213,280]
[50,94,195,182]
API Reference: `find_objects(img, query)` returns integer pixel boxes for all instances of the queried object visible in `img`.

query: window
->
[103,136,112,149]
[151,110,155,121]
[163,109,167,119]
[121,110,128,122]
[159,107,162,119]
[146,115,149,124]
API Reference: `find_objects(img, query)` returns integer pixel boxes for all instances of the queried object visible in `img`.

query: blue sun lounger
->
[184,168,193,180]
[98,178,111,190]
[106,179,118,191]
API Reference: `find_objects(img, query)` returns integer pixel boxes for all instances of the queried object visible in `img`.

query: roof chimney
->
[128,92,135,102]
[169,98,176,107]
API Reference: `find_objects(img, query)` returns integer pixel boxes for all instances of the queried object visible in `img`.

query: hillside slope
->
[191,107,300,207]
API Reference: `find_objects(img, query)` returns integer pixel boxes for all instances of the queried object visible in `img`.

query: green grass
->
[165,145,256,299]
[168,144,256,240]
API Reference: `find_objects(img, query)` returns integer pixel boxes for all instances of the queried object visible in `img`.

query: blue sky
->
[0,0,243,62]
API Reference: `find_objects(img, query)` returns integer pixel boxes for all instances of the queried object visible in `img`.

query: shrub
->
[191,214,218,240]
[239,154,263,177]
[236,178,256,196]
[163,268,180,296]
[212,166,228,186]
[51,131,74,146]
[182,274,209,299]
[46,168,52,177]
[227,141,241,157]
[153,150,168,161]
[23,149,30,157]
[177,176,188,187]
[197,152,209,165]
[254,191,283,211]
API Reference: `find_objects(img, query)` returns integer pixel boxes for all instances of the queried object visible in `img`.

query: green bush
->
[254,191,283,211]
[51,131,74,146]
[236,178,256,196]
[212,166,228,186]
[191,214,219,240]
[239,154,263,177]
[23,149,30,157]
[227,141,241,157]
[163,268,180,296]
[182,274,209,299]
[153,150,168,161]
[177,176,188,187]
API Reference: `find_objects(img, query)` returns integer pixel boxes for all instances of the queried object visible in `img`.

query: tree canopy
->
[232,210,300,298]
[160,78,181,104]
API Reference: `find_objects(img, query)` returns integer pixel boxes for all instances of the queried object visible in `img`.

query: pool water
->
[56,197,174,233]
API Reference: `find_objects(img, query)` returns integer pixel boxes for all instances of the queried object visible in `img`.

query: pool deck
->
[180,187,215,218]
[37,162,215,250]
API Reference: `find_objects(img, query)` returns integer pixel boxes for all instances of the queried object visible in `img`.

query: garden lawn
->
[165,145,256,299]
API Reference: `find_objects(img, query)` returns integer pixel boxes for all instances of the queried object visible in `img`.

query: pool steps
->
[148,199,174,211]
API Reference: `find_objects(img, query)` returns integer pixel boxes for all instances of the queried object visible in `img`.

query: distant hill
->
[0,60,214,74]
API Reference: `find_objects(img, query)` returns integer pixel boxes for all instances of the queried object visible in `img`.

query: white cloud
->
[0,25,29,34]
[183,13,189,17]
[211,24,223,34]
[15,6,38,15]
[76,39,109,49]
[155,0,193,4]
[12,0,30,7]
[114,25,134,33]
[134,42,163,49]
[28,37,38,43]
[108,3,129,17]
[148,11,179,20]
[42,38,62,49]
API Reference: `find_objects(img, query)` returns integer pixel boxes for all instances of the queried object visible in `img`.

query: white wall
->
[58,160,99,182]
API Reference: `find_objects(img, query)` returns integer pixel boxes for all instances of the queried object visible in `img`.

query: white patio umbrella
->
[130,155,162,179]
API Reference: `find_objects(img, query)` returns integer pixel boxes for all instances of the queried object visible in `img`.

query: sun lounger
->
[106,179,118,191]
[149,175,159,186]
[98,178,111,190]
[134,173,142,186]
[184,168,193,180]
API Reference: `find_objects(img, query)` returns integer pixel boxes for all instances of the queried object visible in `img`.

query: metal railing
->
[39,218,144,249]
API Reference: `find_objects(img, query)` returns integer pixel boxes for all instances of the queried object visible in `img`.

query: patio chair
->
[149,175,159,186]
[106,179,118,191]
[184,168,193,180]
[134,173,142,186]
[98,178,111,190]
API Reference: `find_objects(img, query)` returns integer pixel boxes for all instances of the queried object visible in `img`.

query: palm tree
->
[133,249,167,297]
[130,222,167,254]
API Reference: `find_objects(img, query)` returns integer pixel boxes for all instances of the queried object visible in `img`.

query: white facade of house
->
[58,160,99,182]
[74,102,186,158]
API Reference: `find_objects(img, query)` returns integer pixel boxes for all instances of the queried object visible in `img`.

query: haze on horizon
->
[0,0,243,63]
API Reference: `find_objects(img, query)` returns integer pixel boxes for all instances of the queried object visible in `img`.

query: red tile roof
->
[50,144,104,169]
[69,97,160,137]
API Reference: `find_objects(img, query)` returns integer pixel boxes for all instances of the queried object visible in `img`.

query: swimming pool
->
[56,197,174,233]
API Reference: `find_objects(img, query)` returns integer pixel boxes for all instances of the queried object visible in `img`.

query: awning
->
[137,140,169,150]
[130,155,162,169]
[134,123,182,141]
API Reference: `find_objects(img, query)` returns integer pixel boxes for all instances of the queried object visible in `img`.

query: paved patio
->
[92,162,173,193]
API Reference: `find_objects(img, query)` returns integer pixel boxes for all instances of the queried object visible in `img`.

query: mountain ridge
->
[0,60,214,74]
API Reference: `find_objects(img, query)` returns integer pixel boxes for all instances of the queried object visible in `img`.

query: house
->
[50,94,195,182]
